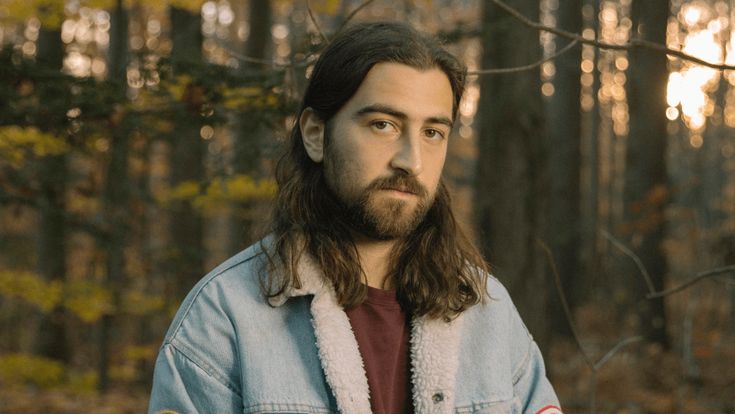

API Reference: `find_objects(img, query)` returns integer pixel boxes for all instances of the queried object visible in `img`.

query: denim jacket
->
[149,239,562,414]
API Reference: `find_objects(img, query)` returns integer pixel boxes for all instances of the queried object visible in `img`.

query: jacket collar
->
[268,249,463,414]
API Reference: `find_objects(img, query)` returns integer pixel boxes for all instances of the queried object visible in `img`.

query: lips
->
[385,186,415,195]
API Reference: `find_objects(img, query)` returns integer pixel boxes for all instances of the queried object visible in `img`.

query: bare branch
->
[647,265,735,298]
[469,39,579,75]
[334,0,376,36]
[600,230,735,298]
[600,229,656,294]
[539,238,644,378]
[537,238,595,370]
[593,336,644,370]
[210,38,317,69]
[306,0,329,44]
[210,38,280,67]
[488,0,735,71]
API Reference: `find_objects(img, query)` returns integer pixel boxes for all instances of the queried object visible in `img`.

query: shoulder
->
[460,273,534,362]
[464,274,520,324]
[163,239,270,342]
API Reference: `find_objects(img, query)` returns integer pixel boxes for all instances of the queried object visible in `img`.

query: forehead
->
[339,62,454,120]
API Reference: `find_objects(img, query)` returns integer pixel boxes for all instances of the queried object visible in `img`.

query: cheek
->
[425,148,448,184]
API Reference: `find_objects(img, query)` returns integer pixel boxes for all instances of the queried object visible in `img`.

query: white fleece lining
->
[410,315,464,414]
[272,253,372,413]
[269,251,464,414]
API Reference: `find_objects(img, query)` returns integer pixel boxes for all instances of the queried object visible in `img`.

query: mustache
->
[368,175,428,197]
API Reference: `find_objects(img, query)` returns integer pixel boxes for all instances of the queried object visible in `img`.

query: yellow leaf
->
[311,0,340,15]
[161,180,202,204]
[1,0,62,27]
[0,270,63,312]
[166,0,203,13]
[123,290,165,315]
[63,370,97,393]
[192,175,276,212]
[80,0,116,9]
[0,126,69,168]
[63,280,114,323]
[123,344,157,361]
[0,353,64,388]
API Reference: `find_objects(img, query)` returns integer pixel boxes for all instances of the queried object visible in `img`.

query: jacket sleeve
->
[148,342,242,414]
[509,304,563,414]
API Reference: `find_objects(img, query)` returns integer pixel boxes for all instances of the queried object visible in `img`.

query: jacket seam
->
[168,339,242,396]
[243,402,336,413]
[168,250,261,340]
[511,333,533,385]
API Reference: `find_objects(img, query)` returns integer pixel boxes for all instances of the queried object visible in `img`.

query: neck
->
[352,235,398,289]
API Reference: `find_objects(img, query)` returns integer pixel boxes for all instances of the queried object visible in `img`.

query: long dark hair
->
[262,21,489,319]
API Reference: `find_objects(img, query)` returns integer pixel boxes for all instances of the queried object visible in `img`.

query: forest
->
[0,0,734,412]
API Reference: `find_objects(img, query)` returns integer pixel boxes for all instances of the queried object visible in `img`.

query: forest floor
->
[551,300,735,414]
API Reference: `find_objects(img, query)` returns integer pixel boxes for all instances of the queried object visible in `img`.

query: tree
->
[168,5,206,300]
[547,0,583,337]
[623,0,670,348]
[581,0,602,306]
[98,0,130,391]
[475,0,551,351]
[230,0,273,252]
[34,22,69,364]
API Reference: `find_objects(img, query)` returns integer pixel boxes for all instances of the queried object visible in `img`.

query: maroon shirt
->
[345,286,413,414]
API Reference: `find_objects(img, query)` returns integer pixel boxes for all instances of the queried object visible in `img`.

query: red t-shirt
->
[345,286,413,414]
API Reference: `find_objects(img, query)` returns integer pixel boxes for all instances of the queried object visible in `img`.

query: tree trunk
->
[169,6,206,300]
[230,0,272,252]
[547,0,583,338]
[98,0,129,392]
[475,1,551,352]
[623,0,670,348]
[34,26,69,364]
[581,0,602,305]
[699,76,727,232]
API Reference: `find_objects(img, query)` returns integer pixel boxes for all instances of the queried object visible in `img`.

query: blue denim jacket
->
[149,240,561,414]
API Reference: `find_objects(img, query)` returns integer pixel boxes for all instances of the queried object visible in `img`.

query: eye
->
[424,128,446,140]
[373,121,390,130]
[370,120,398,134]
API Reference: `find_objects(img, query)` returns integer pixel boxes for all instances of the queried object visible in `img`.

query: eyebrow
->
[353,104,454,129]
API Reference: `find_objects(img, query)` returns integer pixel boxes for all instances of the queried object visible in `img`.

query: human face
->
[322,62,454,240]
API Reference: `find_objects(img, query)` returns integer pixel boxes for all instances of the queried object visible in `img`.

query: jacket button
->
[432,392,444,403]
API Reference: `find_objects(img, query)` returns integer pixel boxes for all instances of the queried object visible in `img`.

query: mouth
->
[389,186,413,193]
[382,187,417,197]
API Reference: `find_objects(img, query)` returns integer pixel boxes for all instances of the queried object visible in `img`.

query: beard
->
[333,174,434,240]
[321,126,436,240]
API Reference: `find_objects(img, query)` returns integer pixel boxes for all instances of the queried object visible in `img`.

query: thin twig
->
[593,336,644,370]
[647,265,735,298]
[537,238,595,369]
[538,237,647,414]
[334,0,376,36]
[210,38,279,67]
[600,229,735,298]
[489,0,735,71]
[306,0,328,44]
[600,229,656,294]
[469,39,579,75]
[210,37,318,69]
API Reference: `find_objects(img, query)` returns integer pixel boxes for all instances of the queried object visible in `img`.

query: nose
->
[390,132,423,176]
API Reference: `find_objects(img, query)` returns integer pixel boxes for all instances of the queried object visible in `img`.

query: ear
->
[299,107,325,163]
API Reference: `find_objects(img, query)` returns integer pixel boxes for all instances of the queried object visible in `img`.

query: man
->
[149,22,561,414]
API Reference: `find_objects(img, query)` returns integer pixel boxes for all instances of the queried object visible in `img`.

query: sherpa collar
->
[267,249,464,414]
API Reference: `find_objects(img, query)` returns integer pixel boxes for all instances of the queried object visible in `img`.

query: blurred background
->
[1,0,734,412]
